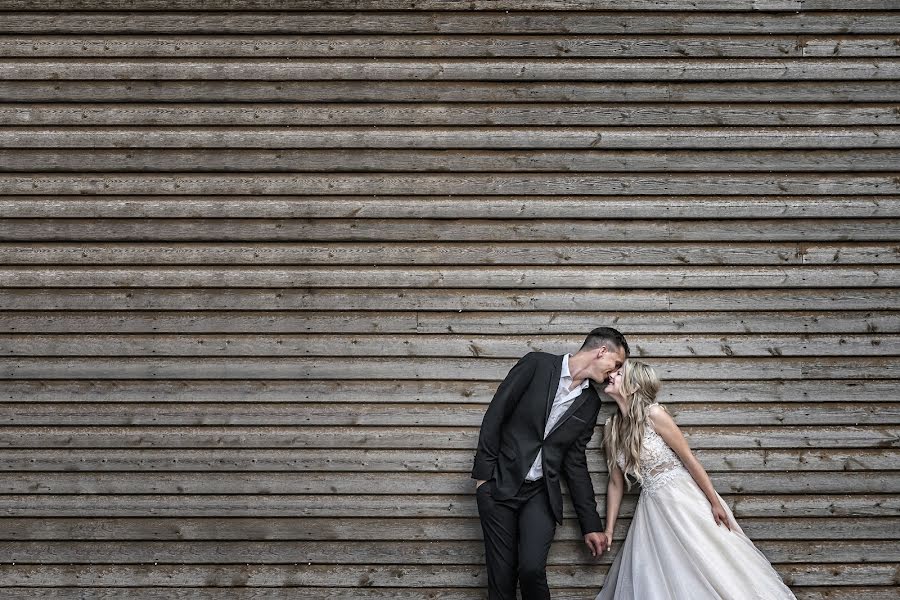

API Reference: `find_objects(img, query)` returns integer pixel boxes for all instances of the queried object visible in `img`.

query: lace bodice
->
[616,407,691,495]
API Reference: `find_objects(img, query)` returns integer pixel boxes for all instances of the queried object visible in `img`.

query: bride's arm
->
[603,464,625,548]
[648,405,732,529]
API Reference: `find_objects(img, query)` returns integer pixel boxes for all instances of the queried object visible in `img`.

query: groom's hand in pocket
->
[583,532,608,558]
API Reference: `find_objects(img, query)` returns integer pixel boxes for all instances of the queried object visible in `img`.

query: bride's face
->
[604,367,623,397]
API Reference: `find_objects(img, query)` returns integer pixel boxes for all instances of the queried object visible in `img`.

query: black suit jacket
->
[471,351,604,535]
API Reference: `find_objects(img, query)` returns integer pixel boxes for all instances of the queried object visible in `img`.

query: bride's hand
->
[711,501,731,530]
[583,531,608,558]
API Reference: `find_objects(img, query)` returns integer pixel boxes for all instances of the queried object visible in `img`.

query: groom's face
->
[593,345,627,383]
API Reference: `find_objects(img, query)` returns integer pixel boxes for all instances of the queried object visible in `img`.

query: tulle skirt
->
[596,470,797,600]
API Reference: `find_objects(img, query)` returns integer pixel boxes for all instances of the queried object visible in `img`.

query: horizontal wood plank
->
[5,242,897,265]
[4,127,900,148]
[0,425,894,449]
[0,1,843,10]
[3,333,896,358]
[0,539,895,564]
[1,400,885,427]
[4,219,900,242]
[1,289,895,312]
[1,11,897,34]
[3,196,899,219]
[1,356,899,380]
[0,448,893,472]
[7,148,900,172]
[0,516,894,541]
[0,1,845,10]
[2,267,898,288]
[0,471,896,495]
[5,59,900,82]
[2,174,899,195]
[2,493,891,518]
[0,379,893,404]
[4,104,899,127]
[3,81,898,103]
[0,563,891,587]
[3,36,900,59]
[0,312,900,336]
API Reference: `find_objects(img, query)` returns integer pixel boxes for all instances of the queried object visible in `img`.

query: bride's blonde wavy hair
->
[603,360,663,490]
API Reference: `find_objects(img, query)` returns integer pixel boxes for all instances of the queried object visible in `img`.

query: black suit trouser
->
[476,477,557,600]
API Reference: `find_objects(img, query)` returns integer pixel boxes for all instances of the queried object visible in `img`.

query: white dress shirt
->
[525,353,590,481]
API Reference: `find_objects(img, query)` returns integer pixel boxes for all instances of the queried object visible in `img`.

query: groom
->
[472,327,629,600]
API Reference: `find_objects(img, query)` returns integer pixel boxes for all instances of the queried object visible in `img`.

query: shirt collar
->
[562,354,590,390]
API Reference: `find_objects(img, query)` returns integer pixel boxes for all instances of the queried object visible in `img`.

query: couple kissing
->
[472,327,797,600]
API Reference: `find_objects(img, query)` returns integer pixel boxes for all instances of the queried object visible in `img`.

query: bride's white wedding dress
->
[596,407,797,600]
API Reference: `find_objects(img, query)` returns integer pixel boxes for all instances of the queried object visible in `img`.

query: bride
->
[595,360,797,599]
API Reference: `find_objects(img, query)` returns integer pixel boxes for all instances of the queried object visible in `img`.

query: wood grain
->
[1,493,892,518]
[0,448,894,472]
[0,10,897,34]
[0,425,894,449]
[2,333,898,357]
[3,81,898,103]
[3,196,899,218]
[2,36,899,59]
[4,127,900,147]
[4,219,900,242]
[1,356,899,380]
[0,563,892,587]
[0,379,894,403]
[1,288,895,311]
[4,242,898,265]
[2,174,898,196]
[4,103,899,126]
[0,516,895,541]
[7,309,897,334]
[7,149,900,172]
[5,59,900,82]
[2,266,898,288]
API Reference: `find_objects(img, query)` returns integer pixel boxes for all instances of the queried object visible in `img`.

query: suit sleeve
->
[562,409,604,535]
[471,352,538,481]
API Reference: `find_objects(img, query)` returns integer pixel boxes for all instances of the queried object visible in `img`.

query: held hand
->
[711,501,732,530]
[583,531,608,558]
[475,479,487,489]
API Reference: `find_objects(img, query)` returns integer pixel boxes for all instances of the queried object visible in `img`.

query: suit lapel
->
[544,354,563,424]
[547,386,595,437]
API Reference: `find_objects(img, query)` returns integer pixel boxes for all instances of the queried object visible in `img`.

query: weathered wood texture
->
[0,2,897,598]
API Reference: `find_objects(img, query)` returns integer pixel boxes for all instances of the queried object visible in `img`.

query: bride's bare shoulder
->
[646,403,673,431]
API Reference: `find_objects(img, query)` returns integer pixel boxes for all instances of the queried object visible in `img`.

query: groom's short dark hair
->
[580,327,629,356]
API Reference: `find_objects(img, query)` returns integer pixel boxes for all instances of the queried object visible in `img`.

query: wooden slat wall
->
[0,1,898,598]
